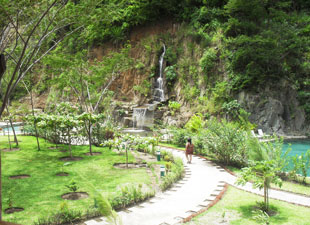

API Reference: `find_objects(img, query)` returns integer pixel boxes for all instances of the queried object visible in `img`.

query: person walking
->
[185,138,194,163]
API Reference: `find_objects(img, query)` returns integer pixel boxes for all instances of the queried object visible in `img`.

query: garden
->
[157,113,310,223]
[0,109,184,224]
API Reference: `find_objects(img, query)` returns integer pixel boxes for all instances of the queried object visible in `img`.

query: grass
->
[186,186,310,225]
[226,166,310,196]
[1,135,152,224]
[159,142,185,151]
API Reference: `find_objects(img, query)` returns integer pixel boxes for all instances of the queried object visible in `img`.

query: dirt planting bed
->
[5,207,24,214]
[113,163,147,169]
[85,152,102,156]
[56,172,69,176]
[61,192,89,200]
[2,148,20,152]
[9,174,30,179]
[59,156,83,161]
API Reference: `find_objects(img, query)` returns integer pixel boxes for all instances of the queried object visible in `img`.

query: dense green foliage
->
[2,0,310,120]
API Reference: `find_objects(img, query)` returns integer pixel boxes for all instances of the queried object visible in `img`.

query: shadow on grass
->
[239,203,288,224]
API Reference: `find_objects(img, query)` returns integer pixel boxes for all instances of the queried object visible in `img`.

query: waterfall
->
[133,108,147,129]
[153,44,166,102]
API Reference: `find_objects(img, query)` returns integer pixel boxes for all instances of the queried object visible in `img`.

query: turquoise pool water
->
[0,125,22,133]
[282,139,310,174]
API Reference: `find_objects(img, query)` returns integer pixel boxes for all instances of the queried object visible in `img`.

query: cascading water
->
[153,44,166,102]
[133,108,147,129]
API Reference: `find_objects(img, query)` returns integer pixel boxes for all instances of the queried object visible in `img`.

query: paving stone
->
[85,146,310,225]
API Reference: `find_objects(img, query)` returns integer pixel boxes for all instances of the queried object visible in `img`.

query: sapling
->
[66,180,78,193]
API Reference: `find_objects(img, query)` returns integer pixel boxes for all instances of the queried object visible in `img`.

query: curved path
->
[83,147,310,225]
[84,147,226,225]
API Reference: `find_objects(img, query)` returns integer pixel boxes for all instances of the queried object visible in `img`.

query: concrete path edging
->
[83,146,310,225]
[83,147,227,225]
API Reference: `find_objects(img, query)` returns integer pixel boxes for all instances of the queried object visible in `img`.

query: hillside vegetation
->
[2,0,310,132]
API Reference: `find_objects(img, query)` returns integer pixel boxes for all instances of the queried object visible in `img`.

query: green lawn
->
[1,136,152,224]
[226,166,310,196]
[186,186,310,225]
[159,142,185,151]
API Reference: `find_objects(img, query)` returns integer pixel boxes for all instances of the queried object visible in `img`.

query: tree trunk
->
[68,129,72,158]
[9,118,18,146]
[23,82,40,150]
[5,104,18,146]
[30,91,40,151]
[125,146,128,169]
[264,179,269,212]
[0,147,2,220]
[6,121,12,151]
[88,123,92,155]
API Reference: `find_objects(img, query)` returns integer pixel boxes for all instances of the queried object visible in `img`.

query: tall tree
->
[0,0,82,220]
[48,47,132,154]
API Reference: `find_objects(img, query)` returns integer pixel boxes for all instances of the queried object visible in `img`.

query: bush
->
[185,113,205,133]
[171,128,189,147]
[168,101,181,116]
[34,202,82,225]
[110,183,155,209]
[204,119,248,167]
[160,158,184,191]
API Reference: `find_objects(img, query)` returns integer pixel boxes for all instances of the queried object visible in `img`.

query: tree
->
[0,0,82,219]
[237,137,290,212]
[47,46,132,155]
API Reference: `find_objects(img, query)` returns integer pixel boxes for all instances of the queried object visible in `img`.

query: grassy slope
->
[1,136,151,224]
[187,186,310,225]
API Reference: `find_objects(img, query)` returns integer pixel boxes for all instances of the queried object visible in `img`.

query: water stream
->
[132,108,147,129]
[153,44,166,102]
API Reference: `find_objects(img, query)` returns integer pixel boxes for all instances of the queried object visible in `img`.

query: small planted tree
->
[237,137,290,212]
[59,115,80,158]
[25,114,43,151]
[77,112,104,155]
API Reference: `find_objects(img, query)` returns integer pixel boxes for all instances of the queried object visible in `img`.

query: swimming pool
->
[282,139,310,174]
[0,125,22,134]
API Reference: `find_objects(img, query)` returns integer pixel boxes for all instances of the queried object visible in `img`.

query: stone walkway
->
[83,147,227,225]
[83,146,310,225]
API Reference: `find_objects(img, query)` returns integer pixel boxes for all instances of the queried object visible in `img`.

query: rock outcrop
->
[238,80,307,135]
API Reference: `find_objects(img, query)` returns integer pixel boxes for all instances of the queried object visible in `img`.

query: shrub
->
[204,119,248,167]
[165,65,177,86]
[160,158,184,191]
[110,183,155,209]
[171,128,189,147]
[34,202,82,225]
[168,101,181,115]
[185,113,205,133]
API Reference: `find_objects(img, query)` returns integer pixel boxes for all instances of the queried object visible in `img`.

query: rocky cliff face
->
[237,80,308,135]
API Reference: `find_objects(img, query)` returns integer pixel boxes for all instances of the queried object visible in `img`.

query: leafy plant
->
[168,101,181,115]
[290,150,310,184]
[66,180,78,193]
[165,65,177,86]
[185,113,205,133]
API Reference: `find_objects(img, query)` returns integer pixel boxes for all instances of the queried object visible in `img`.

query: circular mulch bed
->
[59,149,68,152]
[85,152,102,156]
[5,207,24,214]
[59,156,83,161]
[56,172,69,176]
[113,163,147,169]
[2,148,20,152]
[61,192,89,200]
[9,174,30,179]
[48,146,60,150]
